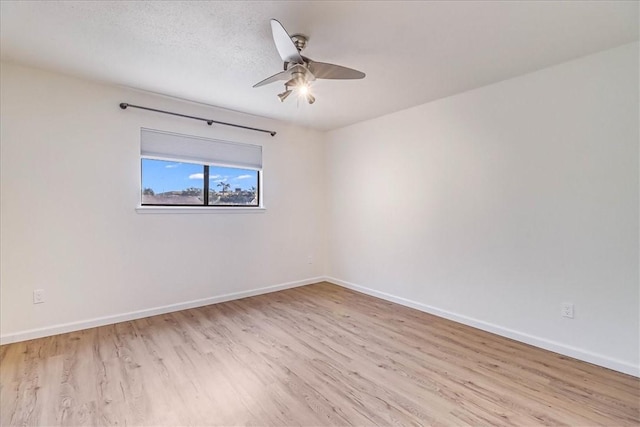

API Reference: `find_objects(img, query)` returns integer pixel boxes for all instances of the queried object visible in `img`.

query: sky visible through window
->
[142,159,257,194]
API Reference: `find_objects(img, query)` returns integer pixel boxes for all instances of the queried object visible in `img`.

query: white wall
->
[0,62,326,341]
[325,43,639,376]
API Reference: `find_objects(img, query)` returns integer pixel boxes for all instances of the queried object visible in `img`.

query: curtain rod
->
[119,103,276,137]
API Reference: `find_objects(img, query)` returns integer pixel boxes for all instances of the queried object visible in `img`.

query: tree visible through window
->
[141,159,259,206]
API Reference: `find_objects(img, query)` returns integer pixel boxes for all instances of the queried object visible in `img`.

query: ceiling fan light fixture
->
[298,84,310,95]
[277,89,292,102]
[285,75,307,89]
[306,93,316,104]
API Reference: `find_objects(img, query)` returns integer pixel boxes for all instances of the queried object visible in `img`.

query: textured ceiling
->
[1,1,638,131]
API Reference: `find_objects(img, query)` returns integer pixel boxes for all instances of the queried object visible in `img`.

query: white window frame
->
[136,128,265,213]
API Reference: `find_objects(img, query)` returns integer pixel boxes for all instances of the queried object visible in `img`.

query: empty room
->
[1,1,638,426]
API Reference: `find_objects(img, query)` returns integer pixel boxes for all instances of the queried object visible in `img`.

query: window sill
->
[136,206,266,214]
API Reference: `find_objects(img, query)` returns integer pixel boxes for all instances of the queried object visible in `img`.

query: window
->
[140,128,261,207]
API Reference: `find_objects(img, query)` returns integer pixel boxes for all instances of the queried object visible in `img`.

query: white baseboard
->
[4,275,638,377]
[325,277,640,378]
[0,277,324,345]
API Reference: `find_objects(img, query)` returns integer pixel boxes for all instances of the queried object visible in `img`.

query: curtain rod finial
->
[119,103,128,109]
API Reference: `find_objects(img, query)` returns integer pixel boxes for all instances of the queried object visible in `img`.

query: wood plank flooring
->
[1,282,638,426]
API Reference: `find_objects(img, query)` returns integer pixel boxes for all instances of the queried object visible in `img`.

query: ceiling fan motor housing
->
[290,34,308,52]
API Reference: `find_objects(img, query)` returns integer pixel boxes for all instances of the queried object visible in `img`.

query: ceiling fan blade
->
[270,19,303,64]
[253,69,290,88]
[307,61,365,80]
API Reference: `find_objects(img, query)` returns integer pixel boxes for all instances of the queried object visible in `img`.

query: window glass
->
[209,166,258,206]
[141,159,259,207]
[141,159,203,205]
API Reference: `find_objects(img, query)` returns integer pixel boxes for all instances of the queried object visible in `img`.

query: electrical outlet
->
[561,302,574,319]
[307,255,313,265]
[33,289,45,304]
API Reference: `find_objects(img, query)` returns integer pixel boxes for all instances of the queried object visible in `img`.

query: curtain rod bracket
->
[119,102,276,136]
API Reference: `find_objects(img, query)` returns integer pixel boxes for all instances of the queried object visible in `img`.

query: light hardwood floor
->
[1,282,638,426]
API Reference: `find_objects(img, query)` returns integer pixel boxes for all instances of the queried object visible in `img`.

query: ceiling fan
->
[254,19,365,104]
